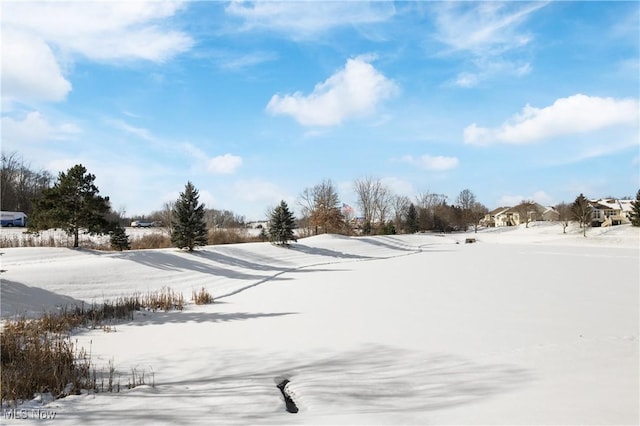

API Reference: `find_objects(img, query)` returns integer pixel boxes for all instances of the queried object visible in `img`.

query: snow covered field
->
[1,223,638,425]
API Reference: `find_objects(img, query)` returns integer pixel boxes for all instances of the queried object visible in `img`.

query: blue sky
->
[2,1,639,220]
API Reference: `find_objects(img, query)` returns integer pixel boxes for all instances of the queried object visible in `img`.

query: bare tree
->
[513,200,536,228]
[555,202,572,234]
[415,191,447,212]
[298,179,344,235]
[1,152,53,214]
[204,208,245,229]
[455,188,477,231]
[374,184,393,227]
[469,201,488,233]
[354,177,394,234]
[341,203,356,235]
[353,177,377,227]
[151,201,175,236]
[415,191,447,231]
[392,195,410,233]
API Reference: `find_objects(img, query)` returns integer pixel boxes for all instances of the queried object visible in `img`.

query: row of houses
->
[483,199,634,228]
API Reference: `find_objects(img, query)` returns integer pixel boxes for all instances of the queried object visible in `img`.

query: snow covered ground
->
[1,223,638,424]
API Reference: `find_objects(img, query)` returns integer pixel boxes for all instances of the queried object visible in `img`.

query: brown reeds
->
[1,287,184,406]
[192,287,214,305]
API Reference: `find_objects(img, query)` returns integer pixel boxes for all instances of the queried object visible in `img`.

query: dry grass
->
[1,227,262,249]
[208,228,260,245]
[192,287,214,305]
[0,232,62,248]
[1,287,184,406]
[130,233,172,250]
[1,318,94,406]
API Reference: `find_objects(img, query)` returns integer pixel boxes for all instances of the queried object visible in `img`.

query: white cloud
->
[234,179,285,202]
[432,2,545,86]
[400,155,459,171]
[266,56,398,126]
[1,111,81,145]
[107,119,155,142]
[182,143,243,175]
[449,59,533,88]
[381,177,415,197]
[1,2,192,105]
[2,2,192,63]
[216,51,278,71]
[497,191,553,207]
[1,30,72,103]
[464,94,640,145]
[432,2,546,57]
[453,72,479,89]
[208,154,243,174]
[197,189,216,209]
[225,1,394,40]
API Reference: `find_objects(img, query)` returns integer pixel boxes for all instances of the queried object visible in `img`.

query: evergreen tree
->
[630,189,640,227]
[110,223,131,251]
[268,200,297,246]
[380,220,396,235]
[406,203,418,233]
[572,193,592,237]
[362,220,372,235]
[30,164,110,248]
[171,182,208,251]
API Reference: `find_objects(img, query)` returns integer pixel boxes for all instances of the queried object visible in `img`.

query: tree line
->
[1,153,54,215]
[3,156,640,250]
[297,179,489,236]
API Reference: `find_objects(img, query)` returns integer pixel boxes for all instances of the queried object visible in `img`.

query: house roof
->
[488,207,510,215]
[618,199,634,213]
[589,198,627,211]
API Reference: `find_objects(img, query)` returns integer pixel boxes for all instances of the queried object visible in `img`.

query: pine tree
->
[630,189,640,227]
[268,200,297,246]
[406,203,418,233]
[572,193,592,237]
[30,164,110,248]
[171,182,208,251]
[110,223,131,251]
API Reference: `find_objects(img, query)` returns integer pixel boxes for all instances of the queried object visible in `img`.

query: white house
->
[483,203,559,227]
[589,199,632,226]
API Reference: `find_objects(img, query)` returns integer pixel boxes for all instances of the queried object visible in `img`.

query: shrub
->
[130,233,172,250]
[208,228,249,245]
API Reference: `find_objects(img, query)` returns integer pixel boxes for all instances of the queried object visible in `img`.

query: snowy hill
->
[0,225,638,424]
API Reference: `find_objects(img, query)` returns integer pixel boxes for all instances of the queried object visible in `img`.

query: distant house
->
[482,207,513,227]
[246,221,268,229]
[483,203,559,227]
[532,203,560,222]
[589,199,631,227]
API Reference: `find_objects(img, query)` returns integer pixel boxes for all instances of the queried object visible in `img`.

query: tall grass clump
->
[1,287,184,407]
[192,287,214,305]
[0,319,93,405]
